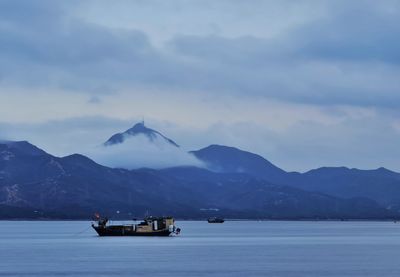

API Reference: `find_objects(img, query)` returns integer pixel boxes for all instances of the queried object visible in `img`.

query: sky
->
[0,0,399,172]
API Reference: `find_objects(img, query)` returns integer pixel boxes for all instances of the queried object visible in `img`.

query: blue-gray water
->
[1,221,400,276]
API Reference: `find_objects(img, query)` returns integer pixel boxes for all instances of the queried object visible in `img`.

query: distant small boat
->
[207,217,224,223]
[92,215,181,236]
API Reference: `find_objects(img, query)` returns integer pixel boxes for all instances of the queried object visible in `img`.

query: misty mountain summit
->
[104,121,179,147]
[89,122,199,169]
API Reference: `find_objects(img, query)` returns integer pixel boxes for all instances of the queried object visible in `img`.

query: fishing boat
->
[207,217,225,223]
[92,215,181,236]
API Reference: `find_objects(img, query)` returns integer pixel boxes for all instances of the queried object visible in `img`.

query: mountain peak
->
[191,144,287,180]
[0,140,48,157]
[104,122,179,147]
[126,121,149,134]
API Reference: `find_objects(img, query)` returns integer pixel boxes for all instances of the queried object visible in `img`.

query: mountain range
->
[0,123,399,220]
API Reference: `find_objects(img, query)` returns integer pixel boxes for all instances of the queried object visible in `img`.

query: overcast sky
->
[0,0,399,172]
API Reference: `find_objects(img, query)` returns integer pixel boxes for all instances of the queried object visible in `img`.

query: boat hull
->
[208,219,224,223]
[92,225,172,236]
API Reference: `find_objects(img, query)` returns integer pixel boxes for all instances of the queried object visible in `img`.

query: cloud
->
[0,0,162,93]
[0,0,399,108]
[168,3,400,107]
[291,1,400,63]
[85,134,204,169]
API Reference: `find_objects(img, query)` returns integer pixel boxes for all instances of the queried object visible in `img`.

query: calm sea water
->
[1,221,400,276]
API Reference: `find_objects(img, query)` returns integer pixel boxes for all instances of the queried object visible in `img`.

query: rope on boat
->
[72,225,93,236]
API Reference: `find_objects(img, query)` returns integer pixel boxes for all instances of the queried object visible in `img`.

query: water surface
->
[1,221,399,276]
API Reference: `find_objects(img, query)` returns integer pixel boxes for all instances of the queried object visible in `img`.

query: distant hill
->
[0,140,396,219]
[191,144,400,213]
[191,145,287,181]
[290,167,400,209]
[160,167,395,219]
